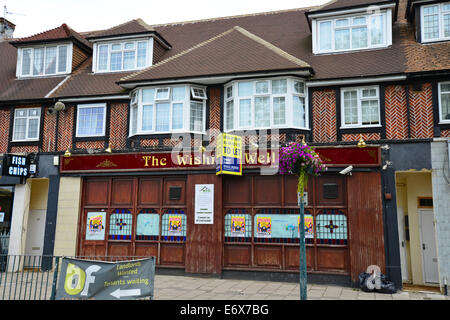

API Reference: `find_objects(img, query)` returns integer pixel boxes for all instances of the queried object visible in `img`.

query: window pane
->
[444,13,450,37]
[156,103,170,131]
[423,6,439,40]
[142,105,153,131]
[172,87,185,101]
[254,96,270,127]
[273,97,286,125]
[33,48,44,75]
[190,102,203,132]
[272,79,287,94]
[130,104,138,135]
[156,88,170,100]
[137,41,147,68]
[28,109,40,117]
[123,51,135,70]
[441,92,450,120]
[28,118,39,139]
[362,88,377,97]
[226,86,233,99]
[21,49,32,75]
[172,103,183,130]
[255,81,269,94]
[344,91,358,125]
[13,118,27,140]
[353,17,366,25]
[78,106,105,136]
[238,82,252,96]
[226,100,234,130]
[142,88,155,103]
[44,47,57,74]
[294,81,305,94]
[361,100,379,125]
[319,21,332,51]
[57,46,68,73]
[336,19,349,27]
[111,43,121,51]
[335,29,350,50]
[293,96,305,127]
[441,83,450,92]
[370,15,385,45]
[352,27,368,48]
[239,99,251,127]
[110,52,122,71]
[98,45,108,71]
[124,42,134,50]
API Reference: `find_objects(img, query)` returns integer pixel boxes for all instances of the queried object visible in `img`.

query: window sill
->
[340,125,382,130]
[11,139,39,143]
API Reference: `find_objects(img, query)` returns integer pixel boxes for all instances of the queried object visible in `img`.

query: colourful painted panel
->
[224,209,252,243]
[161,209,186,241]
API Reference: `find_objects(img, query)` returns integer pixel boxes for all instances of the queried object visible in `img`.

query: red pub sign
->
[59,146,380,173]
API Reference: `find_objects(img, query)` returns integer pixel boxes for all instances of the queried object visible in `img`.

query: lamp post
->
[298,191,307,300]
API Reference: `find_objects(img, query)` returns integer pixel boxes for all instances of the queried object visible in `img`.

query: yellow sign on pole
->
[216,133,242,176]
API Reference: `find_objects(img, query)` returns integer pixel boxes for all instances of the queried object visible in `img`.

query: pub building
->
[0,0,449,292]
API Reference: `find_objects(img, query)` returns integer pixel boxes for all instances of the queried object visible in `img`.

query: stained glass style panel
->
[136,209,159,240]
[109,209,133,240]
[161,209,186,241]
[316,209,347,245]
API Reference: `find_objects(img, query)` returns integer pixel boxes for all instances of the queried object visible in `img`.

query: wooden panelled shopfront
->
[64,146,385,284]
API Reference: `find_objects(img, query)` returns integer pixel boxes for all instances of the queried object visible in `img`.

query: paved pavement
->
[153,274,449,300]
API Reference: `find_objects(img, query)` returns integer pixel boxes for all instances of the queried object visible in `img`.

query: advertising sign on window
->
[216,133,242,176]
[86,212,106,240]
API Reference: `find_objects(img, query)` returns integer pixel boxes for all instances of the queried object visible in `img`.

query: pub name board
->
[60,146,380,173]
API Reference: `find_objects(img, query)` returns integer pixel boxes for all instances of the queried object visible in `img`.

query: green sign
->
[56,257,155,300]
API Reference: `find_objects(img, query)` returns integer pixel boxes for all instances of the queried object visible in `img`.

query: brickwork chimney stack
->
[0,18,15,41]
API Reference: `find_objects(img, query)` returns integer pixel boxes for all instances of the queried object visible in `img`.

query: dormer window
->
[94,39,151,73]
[312,9,392,54]
[17,44,72,77]
[421,2,450,42]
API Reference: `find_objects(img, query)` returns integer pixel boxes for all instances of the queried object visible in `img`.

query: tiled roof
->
[86,18,154,39]
[11,23,92,51]
[308,0,396,13]
[119,26,311,84]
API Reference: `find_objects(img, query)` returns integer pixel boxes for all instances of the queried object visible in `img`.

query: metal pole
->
[298,192,307,300]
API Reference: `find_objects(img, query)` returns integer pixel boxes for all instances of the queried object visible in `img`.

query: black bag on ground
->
[359,272,372,292]
[376,274,397,294]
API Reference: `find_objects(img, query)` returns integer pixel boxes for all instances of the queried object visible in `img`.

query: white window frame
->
[312,9,392,54]
[438,81,450,124]
[76,103,107,137]
[191,87,207,100]
[92,37,153,73]
[223,77,309,132]
[16,43,73,78]
[421,2,450,43]
[340,86,381,129]
[129,85,207,136]
[12,107,41,142]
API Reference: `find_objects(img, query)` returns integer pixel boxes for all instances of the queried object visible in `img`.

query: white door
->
[25,210,46,258]
[419,209,439,284]
[396,208,409,281]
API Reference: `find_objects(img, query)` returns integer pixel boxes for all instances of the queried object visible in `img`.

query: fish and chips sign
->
[56,257,155,300]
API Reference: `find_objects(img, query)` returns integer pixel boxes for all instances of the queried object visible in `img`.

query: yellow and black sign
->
[216,133,242,176]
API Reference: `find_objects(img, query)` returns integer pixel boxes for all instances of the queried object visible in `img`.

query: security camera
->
[339,165,353,175]
[47,107,56,115]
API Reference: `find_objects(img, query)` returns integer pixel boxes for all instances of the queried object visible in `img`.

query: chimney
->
[0,18,15,41]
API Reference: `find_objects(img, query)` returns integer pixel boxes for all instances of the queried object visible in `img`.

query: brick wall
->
[0,109,10,153]
[385,85,408,140]
[409,83,434,139]
[311,89,337,143]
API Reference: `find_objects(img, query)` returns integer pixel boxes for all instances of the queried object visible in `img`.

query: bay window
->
[130,85,207,135]
[17,44,71,77]
[421,2,450,42]
[95,39,150,72]
[341,86,380,128]
[314,9,391,54]
[224,77,307,132]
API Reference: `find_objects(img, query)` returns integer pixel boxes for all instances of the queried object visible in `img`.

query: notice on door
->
[194,184,214,224]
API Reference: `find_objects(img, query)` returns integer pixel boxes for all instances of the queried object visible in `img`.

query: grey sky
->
[2,0,329,38]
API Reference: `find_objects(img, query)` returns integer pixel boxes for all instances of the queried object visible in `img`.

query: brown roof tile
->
[86,18,154,39]
[120,26,310,84]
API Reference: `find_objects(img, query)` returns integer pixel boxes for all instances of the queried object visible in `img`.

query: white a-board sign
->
[195,184,214,224]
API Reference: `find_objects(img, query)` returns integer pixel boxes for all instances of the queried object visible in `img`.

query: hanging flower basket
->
[278,142,327,196]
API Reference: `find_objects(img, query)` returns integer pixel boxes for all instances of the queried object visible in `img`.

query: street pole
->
[298,192,307,300]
